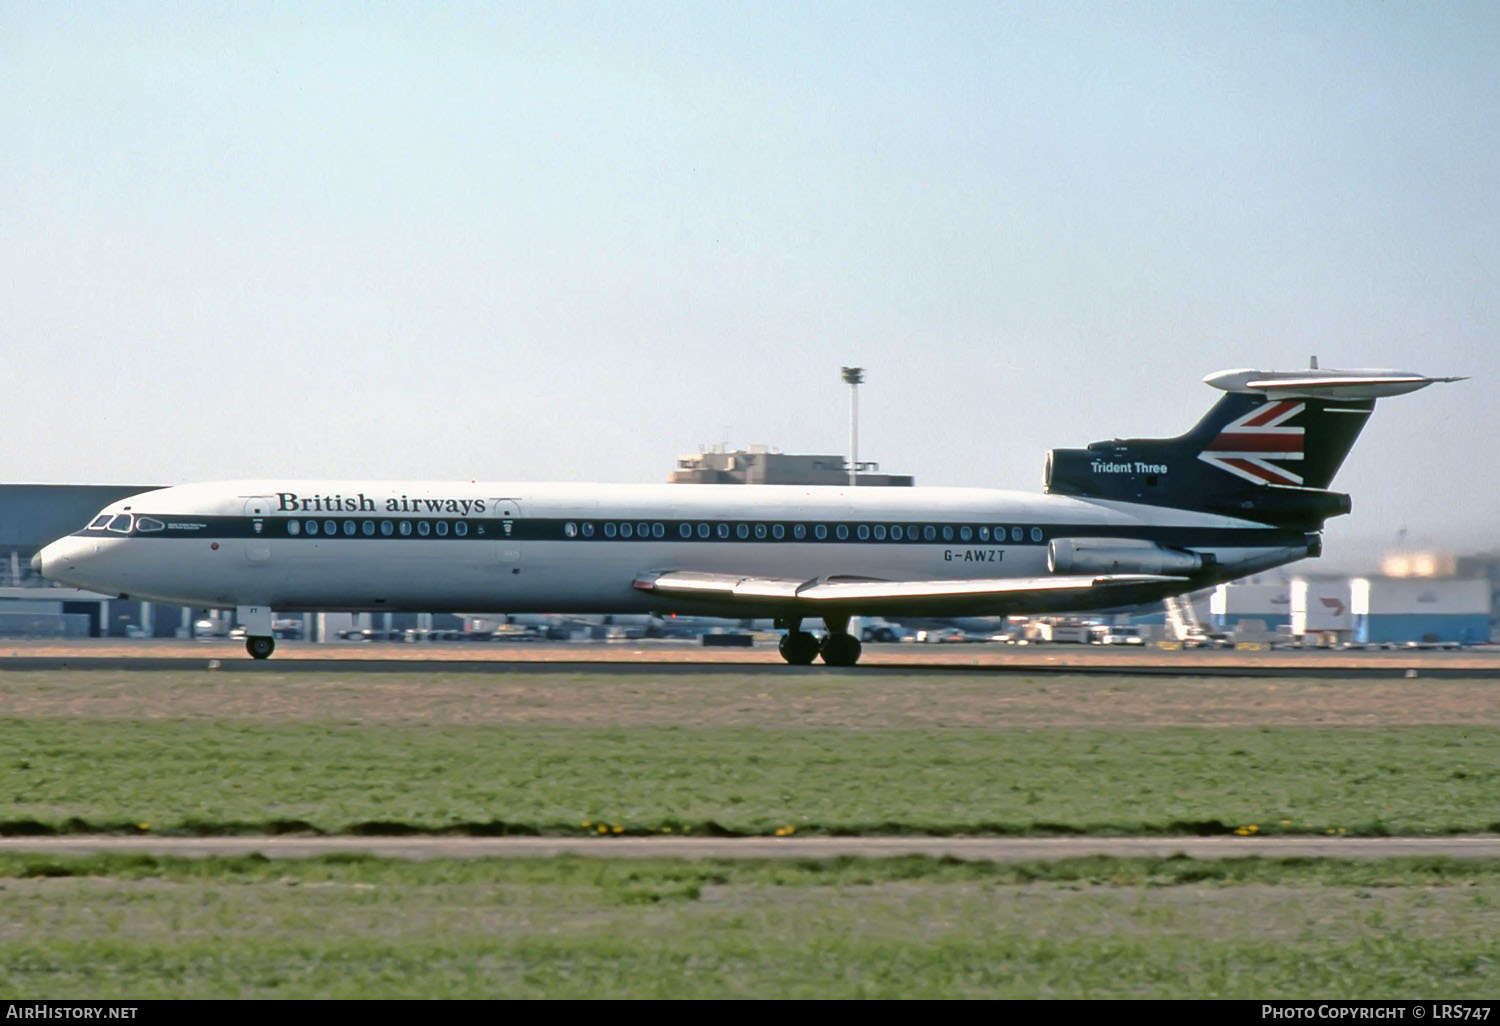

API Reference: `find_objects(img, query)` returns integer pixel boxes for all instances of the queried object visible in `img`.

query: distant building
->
[670,445,913,487]
[1351,577,1490,646]
[1210,581,1292,634]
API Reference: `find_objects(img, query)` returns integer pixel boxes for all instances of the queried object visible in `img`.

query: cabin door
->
[488,499,523,571]
[242,496,277,564]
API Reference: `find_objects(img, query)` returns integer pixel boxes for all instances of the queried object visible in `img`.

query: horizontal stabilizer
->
[1205,368,1465,400]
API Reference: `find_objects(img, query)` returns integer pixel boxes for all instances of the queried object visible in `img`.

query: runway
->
[3,638,1499,676]
[4,835,1500,860]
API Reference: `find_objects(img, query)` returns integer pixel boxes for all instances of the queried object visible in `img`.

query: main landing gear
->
[775,616,863,667]
[246,636,276,660]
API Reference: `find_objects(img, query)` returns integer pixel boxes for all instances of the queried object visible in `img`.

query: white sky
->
[4,2,1497,563]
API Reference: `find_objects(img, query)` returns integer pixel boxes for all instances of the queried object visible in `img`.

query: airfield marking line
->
[3,836,1500,860]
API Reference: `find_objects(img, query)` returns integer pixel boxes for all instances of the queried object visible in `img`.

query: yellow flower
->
[581,820,592,828]
[611,824,623,834]
[597,824,608,834]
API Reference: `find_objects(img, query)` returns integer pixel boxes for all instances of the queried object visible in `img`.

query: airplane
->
[34,364,1461,666]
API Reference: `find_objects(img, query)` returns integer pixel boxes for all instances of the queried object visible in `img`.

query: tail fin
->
[1045,366,1460,529]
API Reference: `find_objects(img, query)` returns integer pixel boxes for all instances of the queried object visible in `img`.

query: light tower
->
[841,366,864,487]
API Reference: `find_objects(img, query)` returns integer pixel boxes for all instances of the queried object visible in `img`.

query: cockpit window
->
[88,515,112,530]
[135,517,165,533]
[106,514,135,534]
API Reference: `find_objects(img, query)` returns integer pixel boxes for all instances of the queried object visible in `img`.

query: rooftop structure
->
[669,446,913,487]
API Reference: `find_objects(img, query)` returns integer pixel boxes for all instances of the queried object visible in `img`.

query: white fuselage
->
[36,480,1312,617]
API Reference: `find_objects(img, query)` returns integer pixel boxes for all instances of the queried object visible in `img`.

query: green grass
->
[2,854,1498,998]
[4,669,1499,996]
[4,719,1499,836]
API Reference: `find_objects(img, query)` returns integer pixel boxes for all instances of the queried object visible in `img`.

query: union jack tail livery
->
[1045,364,1461,530]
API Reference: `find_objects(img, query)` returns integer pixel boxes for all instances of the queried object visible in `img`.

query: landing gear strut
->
[246,635,275,660]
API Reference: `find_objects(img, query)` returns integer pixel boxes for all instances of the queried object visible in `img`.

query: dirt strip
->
[4,835,1500,861]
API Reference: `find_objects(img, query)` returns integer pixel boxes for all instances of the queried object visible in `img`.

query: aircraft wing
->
[632,569,1188,616]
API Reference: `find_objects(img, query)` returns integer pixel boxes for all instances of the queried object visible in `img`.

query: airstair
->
[1163,593,1203,641]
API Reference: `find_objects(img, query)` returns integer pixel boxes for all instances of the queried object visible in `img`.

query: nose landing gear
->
[238,605,276,660]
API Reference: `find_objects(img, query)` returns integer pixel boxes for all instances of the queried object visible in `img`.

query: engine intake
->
[1048,537,1206,576]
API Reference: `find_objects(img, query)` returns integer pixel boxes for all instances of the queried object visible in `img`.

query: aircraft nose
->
[34,536,90,587]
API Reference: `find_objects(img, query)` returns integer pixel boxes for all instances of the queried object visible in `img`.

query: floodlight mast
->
[841,366,864,487]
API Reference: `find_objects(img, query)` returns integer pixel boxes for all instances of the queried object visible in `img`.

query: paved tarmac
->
[4,835,1499,860]
[3,638,1499,676]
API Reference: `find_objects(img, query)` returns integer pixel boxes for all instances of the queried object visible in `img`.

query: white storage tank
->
[1350,578,1491,645]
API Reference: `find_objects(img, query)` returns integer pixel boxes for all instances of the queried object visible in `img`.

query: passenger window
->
[324,520,337,536]
[637,522,650,538]
[582,523,595,538]
[652,523,665,538]
[771,524,785,540]
[306,520,319,536]
[873,524,886,541]
[565,522,578,538]
[287,520,302,536]
[941,526,953,541]
[1030,527,1044,542]
[1012,527,1024,542]
[436,521,449,537]
[380,521,394,537]
[679,523,692,539]
[959,526,972,542]
[754,523,767,540]
[697,523,710,539]
[856,524,869,540]
[343,520,357,536]
[716,523,729,539]
[814,524,828,540]
[620,523,633,539]
[923,525,936,541]
[604,523,617,538]
[362,520,376,536]
[399,521,412,536]
[89,515,112,530]
[736,523,749,539]
[455,521,468,537]
[417,521,431,537]
[890,525,903,541]
[978,527,989,541]
[136,517,165,533]
[835,524,849,541]
[793,524,806,540]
